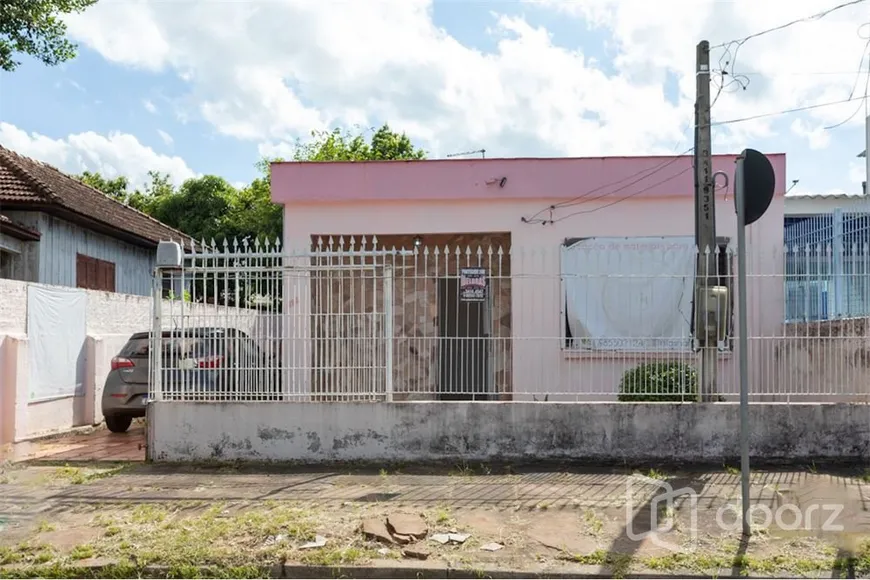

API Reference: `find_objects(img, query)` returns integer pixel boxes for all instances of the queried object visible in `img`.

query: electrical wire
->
[709,0,868,50]
[521,148,694,225]
[709,1,869,105]
[555,154,692,211]
[711,94,869,126]
[548,167,694,224]
[824,23,870,129]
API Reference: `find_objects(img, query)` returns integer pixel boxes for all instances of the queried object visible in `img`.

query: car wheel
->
[105,415,133,433]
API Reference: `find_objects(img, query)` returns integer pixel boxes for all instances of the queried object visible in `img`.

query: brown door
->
[437,277,491,401]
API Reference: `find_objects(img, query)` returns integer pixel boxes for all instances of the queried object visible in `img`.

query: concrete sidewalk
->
[0,461,869,578]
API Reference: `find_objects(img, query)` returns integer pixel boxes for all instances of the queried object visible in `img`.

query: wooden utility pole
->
[694,40,718,401]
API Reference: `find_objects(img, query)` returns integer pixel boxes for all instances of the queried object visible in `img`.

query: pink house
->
[270,154,787,402]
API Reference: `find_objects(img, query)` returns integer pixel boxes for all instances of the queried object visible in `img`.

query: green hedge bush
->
[617,362,698,402]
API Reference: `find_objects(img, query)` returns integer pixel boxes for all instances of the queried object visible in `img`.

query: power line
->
[521,148,693,224]
[556,151,693,210]
[711,94,869,126]
[710,0,868,50]
[549,167,694,223]
[709,1,869,103]
[824,25,870,129]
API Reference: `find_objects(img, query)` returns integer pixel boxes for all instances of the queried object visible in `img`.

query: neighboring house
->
[0,145,191,296]
[783,192,870,321]
[268,154,787,401]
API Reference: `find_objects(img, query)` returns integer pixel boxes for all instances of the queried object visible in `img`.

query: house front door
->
[437,277,492,400]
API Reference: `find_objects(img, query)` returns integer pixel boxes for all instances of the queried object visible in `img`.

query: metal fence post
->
[384,264,394,402]
[832,208,844,318]
[151,267,163,402]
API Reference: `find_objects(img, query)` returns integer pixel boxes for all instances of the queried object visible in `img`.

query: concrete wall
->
[0,279,275,444]
[148,401,870,462]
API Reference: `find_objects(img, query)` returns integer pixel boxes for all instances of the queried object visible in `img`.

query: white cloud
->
[50,0,870,196]
[0,123,196,188]
[849,160,867,187]
[156,129,174,147]
[790,118,831,151]
[143,99,157,114]
[63,0,690,159]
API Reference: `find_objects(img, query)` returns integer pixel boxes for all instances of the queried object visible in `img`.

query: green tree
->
[126,171,174,214]
[75,124,426,244]
[292,123,426,162]
[224,159,283,244]
[0,0,98,72]
[78,171,130,202]
[148,175,236,243]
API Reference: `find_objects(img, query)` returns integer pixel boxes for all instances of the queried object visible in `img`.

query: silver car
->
[101,328,281,433]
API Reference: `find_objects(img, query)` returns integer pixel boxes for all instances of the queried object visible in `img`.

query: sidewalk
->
[0,460,869,578]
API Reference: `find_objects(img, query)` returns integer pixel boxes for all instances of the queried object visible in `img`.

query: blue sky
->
[0,0,866,197]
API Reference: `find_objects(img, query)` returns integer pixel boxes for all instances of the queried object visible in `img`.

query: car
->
[101,327,281,433]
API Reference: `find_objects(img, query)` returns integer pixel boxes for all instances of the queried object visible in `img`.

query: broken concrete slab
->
[430,533,450,545]
[386,513,428,539]
[480,542,504,552]
[402,547,430,560]
[361,518,394,545]
[298,535,327,549]
[391,533,413,545]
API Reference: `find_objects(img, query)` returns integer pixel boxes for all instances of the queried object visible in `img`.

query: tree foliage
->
[0,0,98,72]
[77,124,426,243]
[293,124,426,162]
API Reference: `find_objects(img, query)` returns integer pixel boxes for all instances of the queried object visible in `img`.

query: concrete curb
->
[0,560,850,579]
[277,562,847,579]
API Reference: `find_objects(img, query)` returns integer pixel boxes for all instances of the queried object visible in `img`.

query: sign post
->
[733,148,775,537]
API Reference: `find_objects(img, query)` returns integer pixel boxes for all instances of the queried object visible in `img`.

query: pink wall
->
[271,154,784,203]
[274,154,787,400]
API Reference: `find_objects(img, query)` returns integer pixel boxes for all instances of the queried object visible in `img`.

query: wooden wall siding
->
[308,233,513,401]
[0,238,39,283]
[1,211,41,282]
[35,214,155,296]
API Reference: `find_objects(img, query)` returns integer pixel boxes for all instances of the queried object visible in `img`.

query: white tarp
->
[562,236,695,352]
[27,285,88,401]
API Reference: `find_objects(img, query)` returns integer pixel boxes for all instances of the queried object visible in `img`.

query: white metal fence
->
[148,236,870,403]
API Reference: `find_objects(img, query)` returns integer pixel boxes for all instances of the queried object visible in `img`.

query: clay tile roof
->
[0,145,193,248]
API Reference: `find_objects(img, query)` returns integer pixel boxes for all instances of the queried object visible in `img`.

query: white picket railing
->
[147,236,870,403]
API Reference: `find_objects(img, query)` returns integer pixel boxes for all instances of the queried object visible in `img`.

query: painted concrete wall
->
[0,279,277,443]
[148,401,870,462]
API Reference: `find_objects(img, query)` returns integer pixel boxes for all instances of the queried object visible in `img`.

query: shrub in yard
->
[617,362,698,402]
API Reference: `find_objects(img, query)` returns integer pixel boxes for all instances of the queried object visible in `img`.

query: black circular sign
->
[735,148,775,226]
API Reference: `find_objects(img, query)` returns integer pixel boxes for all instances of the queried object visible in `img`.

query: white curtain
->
[562,237,695,352]
[27,285,88,400]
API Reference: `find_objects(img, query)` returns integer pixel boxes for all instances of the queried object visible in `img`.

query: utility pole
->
[694,40,718,401]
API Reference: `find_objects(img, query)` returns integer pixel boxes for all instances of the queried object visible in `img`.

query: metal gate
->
[149,239,398,403]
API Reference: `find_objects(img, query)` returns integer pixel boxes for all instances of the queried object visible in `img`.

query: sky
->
[0,0,868,197]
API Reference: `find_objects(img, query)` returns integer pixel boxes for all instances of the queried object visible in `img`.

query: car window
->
[120,338,150,357]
